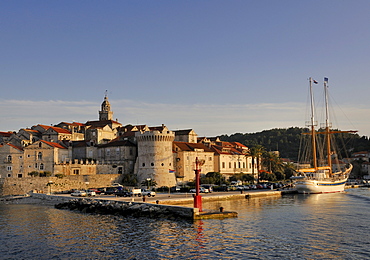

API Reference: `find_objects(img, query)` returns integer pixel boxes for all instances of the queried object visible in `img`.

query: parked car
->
[201,185,213,193]
[213,185,229,192]
[115,190,131,197]
[88,188,101,195]
[97,187,107,194]
[105,187,119,195]
[141,189,156,197]
[112,183,123,187]
[189,187,209,193]
[86,190,96,196]
[71,190,87,197]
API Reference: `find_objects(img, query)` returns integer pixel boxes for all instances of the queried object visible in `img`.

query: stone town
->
[0,94,257,195]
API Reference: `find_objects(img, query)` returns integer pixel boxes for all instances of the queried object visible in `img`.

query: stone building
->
[7,128,41,147]
[42,126,72,142]
[210,141,255,177]
[23,140,69,174]
[0,143,24,178]
[0,131,15,144]
[54,122,86,141]
[174,129,198,143]
[173,141,215,183]
[97,139,136,175]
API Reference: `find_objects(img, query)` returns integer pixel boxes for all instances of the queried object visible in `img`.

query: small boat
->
[291,78,356,193]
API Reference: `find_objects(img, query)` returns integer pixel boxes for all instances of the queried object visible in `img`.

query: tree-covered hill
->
[218,127,370,161]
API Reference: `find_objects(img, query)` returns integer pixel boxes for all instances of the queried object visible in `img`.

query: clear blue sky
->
[1,1,370,137]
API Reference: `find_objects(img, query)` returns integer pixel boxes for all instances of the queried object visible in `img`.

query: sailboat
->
[291,77,355,193]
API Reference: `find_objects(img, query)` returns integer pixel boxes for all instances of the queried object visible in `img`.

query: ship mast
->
[309,77,318,170]
[324,78,332,174]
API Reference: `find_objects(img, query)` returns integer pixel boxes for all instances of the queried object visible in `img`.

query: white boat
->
[292,77,355,194]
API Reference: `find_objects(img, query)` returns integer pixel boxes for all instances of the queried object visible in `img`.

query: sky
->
[1,1,370,137]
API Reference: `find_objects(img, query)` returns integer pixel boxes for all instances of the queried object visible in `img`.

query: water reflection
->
[2,190,370,259]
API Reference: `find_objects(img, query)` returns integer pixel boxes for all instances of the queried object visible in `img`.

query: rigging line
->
[328,90,357,132]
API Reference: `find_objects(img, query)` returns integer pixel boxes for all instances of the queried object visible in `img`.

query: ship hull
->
[295,179,347,194]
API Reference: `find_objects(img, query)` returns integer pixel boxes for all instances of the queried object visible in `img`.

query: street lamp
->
[146,178,151,189]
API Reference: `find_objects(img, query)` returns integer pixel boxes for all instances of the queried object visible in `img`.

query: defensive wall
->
[0,174,122,196]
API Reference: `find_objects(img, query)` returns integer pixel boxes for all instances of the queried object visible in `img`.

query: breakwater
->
[55,198,198,220]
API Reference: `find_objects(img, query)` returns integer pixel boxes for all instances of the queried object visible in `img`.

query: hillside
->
[218,127,370,161]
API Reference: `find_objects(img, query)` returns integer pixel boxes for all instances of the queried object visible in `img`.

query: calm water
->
[1,188,370,259]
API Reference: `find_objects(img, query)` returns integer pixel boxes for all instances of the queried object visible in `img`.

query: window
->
[19,156,23,159]
[229,162,231,168]
[27,154,31,158]
[151,163,154,166]
[7,166,12,171]
[38,152,42,160]
[73,169,80,175]
[39,142,42,148]
[118,167,123,174]
[40,163,44,170]
[7,155,12,162]
[209,157,212,161]
[129,148,133,156]
[35,163,38,169]
[222,162,225,168]
[142,163,145,167]
[106,149,110,156]
[17,174,22,178]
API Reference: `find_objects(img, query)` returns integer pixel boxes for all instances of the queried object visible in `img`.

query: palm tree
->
[248,145,265,183]
[262,151,284,174]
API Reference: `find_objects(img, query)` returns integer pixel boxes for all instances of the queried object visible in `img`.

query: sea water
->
[1,188,370,259]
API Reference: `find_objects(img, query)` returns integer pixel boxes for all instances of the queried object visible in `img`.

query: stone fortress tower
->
[135,125,177,188]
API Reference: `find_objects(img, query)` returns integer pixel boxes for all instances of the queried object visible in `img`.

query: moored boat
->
[292,77,355,194]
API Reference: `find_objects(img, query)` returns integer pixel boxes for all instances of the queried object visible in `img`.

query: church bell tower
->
[99,90,113,121]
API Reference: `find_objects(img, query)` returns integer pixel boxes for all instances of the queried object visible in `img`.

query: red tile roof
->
[47,126,71,134]
[0,131,14,137]
[173,142,213,152]
[41,140,67,149]
[7,143,23,151]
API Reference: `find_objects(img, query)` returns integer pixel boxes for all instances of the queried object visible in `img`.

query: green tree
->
[28,171,39,177]
[283,162,296,179]
[203,172,225,185]
[39,171,52,177]
[259,170,277,182]
[121,173,138,186]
